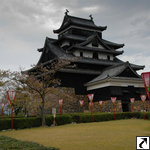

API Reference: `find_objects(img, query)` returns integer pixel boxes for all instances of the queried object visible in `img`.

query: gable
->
[117,66,140,78]
[37,45,55,64]
[85,37,105,49]
[79,33,112,50]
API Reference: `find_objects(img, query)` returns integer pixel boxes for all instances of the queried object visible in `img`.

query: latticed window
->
[93,52,98,59]
[92,39,98,47]
[80,52,83,57]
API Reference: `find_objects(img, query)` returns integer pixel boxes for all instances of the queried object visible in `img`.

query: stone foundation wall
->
[129,100,149,112]
[92,100,122,113]
[35,87,89,116]
[29,87,149,116]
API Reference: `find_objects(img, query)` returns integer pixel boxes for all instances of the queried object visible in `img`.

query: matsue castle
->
[27,11,148,113]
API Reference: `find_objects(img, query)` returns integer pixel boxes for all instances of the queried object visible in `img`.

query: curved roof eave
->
[84,76,143,87]
[53,19,107,33]
[113,62,142,78]
[84,62,143,86]
[130,63,145,70]
[102,39,125,49]
[67,45,124,55]
[53,34,86,44]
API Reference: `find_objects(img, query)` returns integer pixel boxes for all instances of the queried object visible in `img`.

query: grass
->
[0,119,150,150]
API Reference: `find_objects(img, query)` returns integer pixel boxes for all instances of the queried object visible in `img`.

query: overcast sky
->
[0,0,150,75]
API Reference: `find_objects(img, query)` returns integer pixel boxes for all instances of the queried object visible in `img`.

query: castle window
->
[92,39,99,47]
[93,52,98,59]
[92,42,98,47]
[80,52,83,57]
[107,55,110,60]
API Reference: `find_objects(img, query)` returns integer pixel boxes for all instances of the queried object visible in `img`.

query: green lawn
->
[0,119,150,150]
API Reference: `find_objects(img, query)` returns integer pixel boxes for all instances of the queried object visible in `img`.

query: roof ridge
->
[102,61,127,71]
[67,14,93,22]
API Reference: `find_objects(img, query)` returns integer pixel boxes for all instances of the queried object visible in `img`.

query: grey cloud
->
[0,0,150,73]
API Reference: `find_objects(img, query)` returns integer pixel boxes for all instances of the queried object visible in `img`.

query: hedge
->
[0,135,59,150]
[45,115,72,126]
[70,112,147,123]
[0,112,150,131]
[0,117,41,131]
[0,115,72,131]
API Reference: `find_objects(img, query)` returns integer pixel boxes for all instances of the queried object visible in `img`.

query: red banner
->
[88,94,94,102]
[140,95,147,103]
[141,72,150,94]
[58,99,63,107]
[130,98,135,104]
[79,100,84,107]
[99,101,103,106]
[141,72,150,109]
[111,97,116,104]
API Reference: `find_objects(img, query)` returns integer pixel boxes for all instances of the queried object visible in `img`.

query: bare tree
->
[19,59,76,126]
[0,58,77,126]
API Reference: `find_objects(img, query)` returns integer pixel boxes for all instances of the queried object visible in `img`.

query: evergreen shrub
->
[13,117,41,129]
[80,114,91,123]
[70,113,82,123]
[0,135,59,150]
[55,115,72,125]
[0,112,148,131]
[0,119,11,130]
[45,114,72,125]
[45,115,53,126]
[145,112,150,119]
[70,112,145,123]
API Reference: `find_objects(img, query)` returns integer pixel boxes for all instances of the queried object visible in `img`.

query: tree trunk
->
[41,97,46,126]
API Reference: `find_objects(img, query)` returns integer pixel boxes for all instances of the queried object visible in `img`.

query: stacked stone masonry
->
[33,88,149,116]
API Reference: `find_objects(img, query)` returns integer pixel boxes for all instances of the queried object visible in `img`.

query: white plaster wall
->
[73,50,80,56]
[99,53,113,60]
[83,51,93,58]
[73,50,92,58]
[86,43,104,49]
[110,55,113,60]
[99,53,107,59]
[86,80,144,91]
[87,82,110,91]
[73,50,113,60]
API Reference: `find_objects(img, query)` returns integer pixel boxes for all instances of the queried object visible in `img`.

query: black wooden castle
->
[27,11,146,112]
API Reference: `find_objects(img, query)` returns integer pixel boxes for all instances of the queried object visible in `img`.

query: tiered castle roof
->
[27,12,145,91]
